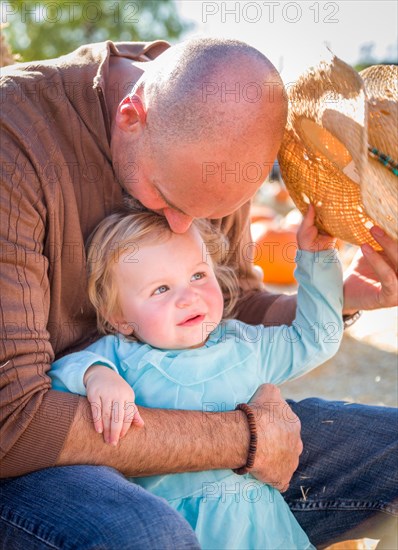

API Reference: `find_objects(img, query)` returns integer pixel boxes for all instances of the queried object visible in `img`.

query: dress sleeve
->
[50,338,119,395]
[256,249,344,385]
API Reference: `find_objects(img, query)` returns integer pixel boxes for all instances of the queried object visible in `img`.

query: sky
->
[175,0,398,83]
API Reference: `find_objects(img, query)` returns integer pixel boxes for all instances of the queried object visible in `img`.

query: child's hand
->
[83,365,144,446]
[296,204,337,252]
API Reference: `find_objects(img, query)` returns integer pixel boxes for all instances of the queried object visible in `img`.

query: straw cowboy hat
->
[278,53,397,248]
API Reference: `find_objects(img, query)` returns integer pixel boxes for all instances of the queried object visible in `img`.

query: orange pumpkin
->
[274,185,291,204]
[249,204,276,224]
[250,220,298,285]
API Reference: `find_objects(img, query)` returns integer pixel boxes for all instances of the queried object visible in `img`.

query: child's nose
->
[176,287,199,308]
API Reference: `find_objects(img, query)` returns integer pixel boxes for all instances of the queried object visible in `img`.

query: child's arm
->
[50,340,144,445]
[257,205,344,384]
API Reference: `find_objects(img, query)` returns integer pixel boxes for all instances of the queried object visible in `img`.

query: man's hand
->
[343,226,398,313]
[84,365,144,446]
[248,384,302,492]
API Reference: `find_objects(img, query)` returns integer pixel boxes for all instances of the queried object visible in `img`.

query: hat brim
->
[278,55,397,247]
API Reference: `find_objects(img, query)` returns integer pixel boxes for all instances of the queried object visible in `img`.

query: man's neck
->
[106,56,147,127]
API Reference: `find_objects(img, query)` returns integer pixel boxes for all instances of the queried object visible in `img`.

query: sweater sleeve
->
[256,249,344,385]
[0,127,81,478]
[0,41,171,479]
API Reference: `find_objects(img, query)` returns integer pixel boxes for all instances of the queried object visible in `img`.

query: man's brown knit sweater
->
[0,40,296,478]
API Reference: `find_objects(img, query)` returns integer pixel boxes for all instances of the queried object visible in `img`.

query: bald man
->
[1,38,397,549]
[109,40,286,233]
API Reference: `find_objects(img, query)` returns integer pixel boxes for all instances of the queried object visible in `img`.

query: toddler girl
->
[51,205,343,550]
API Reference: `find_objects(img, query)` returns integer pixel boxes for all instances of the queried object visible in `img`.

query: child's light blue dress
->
[51,250,343,550]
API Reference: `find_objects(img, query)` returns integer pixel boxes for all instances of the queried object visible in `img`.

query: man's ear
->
[115,94,147,132]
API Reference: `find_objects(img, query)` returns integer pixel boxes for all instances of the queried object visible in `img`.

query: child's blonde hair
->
[86,209,239,337]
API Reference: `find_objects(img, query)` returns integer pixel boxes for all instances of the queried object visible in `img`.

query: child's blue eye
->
[191,272,206,281]
[153,285,169,295]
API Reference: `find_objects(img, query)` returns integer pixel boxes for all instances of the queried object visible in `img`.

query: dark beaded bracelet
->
[343,310,363,329]
[232,403,258,475]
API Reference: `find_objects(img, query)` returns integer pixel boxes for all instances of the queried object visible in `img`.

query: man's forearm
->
[57,398,250,476]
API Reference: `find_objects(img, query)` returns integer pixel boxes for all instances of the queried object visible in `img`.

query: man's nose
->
[163,208,194,234]
[176,287,199,308]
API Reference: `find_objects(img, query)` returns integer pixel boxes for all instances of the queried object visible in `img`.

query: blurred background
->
[1,0,397,409]
[1,1,397,73]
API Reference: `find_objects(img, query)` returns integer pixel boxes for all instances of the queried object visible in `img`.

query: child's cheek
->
[148,303,169,333]
[208,284,224,319]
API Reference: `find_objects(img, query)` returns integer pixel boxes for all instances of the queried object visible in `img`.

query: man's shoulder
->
[0,46,91,112]
[0,40,170,109]
[0,39,170,78]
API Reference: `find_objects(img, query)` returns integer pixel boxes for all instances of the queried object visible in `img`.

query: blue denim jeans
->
[1,399,397,549]
[0,465,200,549]
[285,398,398,548]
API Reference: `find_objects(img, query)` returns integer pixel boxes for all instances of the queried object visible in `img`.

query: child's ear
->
[106,314,135,336]
[118,321,135,336]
